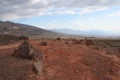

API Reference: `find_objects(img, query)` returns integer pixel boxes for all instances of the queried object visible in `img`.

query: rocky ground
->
[0,38,120,80]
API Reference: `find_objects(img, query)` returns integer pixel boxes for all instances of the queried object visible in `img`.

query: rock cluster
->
[84,38,94,46]
[13,41,43,61]
[72,38,94,46]
[13,41,43,76]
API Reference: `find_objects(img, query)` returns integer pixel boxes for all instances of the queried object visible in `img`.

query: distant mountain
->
[51,29,94,36]
[0,21,62,38]
[51,29,84,35]
[51,29,120,37]
[1,21,119,39]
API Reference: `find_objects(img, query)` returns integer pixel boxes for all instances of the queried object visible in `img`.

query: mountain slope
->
[0,21,61,38]
[51,29,88,35]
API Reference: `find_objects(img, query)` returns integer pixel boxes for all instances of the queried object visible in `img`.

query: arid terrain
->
[0,38,120,80]
[0,0,120,79]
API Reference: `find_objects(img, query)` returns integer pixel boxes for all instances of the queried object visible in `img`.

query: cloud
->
[0,0,120,20]
[110,11,120,16]
[81,6,108,14]
[100,0,108,3]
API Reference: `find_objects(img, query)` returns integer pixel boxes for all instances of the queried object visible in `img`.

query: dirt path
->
[0,41,22,50]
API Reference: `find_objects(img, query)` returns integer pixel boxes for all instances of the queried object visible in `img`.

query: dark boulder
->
[85,38,94,46]
[72,39,82,44]
[13,41,43,61]
[40,41,47,46]
[19,36,29,40]
[56,37,61,41]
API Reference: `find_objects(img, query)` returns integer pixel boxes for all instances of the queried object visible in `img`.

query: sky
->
[0,0,120,35]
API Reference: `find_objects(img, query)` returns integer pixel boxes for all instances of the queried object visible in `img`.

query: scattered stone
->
[40,41,47,46]
[71,38,94,46]
[13,41,43,61]
[72,39,82,44]
[32,61,43,76]
[85,39,93,46]
[19,36,29,40]
[80,38,94,46]
[56,37,61,41]
[90,46,99,50]
[85,38,94,46]
[65,41,69,44]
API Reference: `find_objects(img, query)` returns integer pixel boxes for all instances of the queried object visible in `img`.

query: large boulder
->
[13,41,43,61]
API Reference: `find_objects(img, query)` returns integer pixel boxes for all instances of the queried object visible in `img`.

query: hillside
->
[0,34,20,45]
[0,21,61,38]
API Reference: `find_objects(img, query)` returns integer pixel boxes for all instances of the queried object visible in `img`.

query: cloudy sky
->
[0,0,120,35]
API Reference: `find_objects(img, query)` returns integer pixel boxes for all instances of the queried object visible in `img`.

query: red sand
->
[0,39,120,80]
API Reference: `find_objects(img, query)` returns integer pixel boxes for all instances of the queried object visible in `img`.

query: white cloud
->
[55,10,76,15]
[100,0,108,3]
[81,6,108,14]
[0,0,120,20]
[31,0,41,4]
[110,12,120,16]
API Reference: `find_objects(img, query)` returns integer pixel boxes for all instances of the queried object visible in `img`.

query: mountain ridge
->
[0,21,62,38]
[51,28,120,38]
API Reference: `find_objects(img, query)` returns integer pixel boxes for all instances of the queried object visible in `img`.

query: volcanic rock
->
[82,38,94,46]
[56,37,61,41]
[40,41,47,46]
[13,41,43,61]
[72,39,82,44]
[19,36,29,40]
[86,39,94,45]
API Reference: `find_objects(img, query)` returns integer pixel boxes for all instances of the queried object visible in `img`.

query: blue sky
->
[0,0,120,35]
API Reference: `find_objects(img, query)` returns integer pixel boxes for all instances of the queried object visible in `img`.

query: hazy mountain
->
[0,21,119,39]
[51,29,96,36]
[51,29,120,37]
[0,21,62,38]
